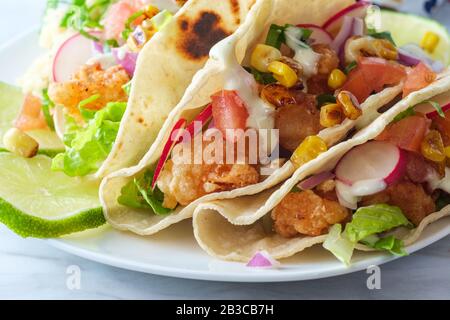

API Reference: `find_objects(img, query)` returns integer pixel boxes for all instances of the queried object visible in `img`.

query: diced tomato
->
[376,115,431,153]
[432,108,450,146]
[15,95,48,132]
[103,0,148,41]
[341,57,407,103]
[211,90,249,142]
[403,62,437,98]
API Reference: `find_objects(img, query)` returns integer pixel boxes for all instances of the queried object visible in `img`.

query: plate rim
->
[2,28,450,283]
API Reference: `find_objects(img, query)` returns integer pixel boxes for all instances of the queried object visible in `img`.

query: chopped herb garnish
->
[122,81,132,95]
[244,67,277,85]
[78,94,101,121]
[266,24,286,49]
[122,10,145,40]
[317,94,337,107]
[344,61,358,75]
[424,100,445,118]
[368,30,396,45]
[392,106,416,123]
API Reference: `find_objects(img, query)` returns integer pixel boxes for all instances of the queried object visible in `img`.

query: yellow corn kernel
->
[421,31,440,54]
[3,128,39,158]
[251,44,282,73]
[444,146,450,158]
[373,39,398,60]
[144,5,160,18]
[328,69,347,90]
[291,136,328,168]
[320,103,345,128]
[422,130,445,162]
[268,61,298,88]
[337,91,362,120]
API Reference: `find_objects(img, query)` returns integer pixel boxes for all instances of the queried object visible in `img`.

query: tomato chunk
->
[376,115,431,152]
[211,90,249,142]
[15,94,48,131]
[341,57,407,103]
[103,0,146,41]
[403,62,437,98]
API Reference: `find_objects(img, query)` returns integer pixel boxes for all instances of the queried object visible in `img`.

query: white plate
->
[1,29,449,283]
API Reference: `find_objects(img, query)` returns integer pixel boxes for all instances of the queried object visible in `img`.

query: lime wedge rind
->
[0,197,105,238]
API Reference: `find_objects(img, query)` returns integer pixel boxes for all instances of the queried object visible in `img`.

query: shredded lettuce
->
[323,224,355,266]
[52,101,126,177]
[324,204,411,266]
[344,204,412,243]
[118,170,173,215]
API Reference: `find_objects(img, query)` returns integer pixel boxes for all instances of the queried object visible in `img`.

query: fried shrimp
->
[157,138,260,207]
[48,63,130,119]
[361,182,436,226]
[272,190,350,238]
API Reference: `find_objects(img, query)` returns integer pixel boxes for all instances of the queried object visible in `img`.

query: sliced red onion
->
[352,18,364,37]
[398,44,445,73]
[92,41,104,54]
[152,119,187,189]
[298,171,335,190]
[112,48,138,76]
[331,16,354,54]
[246,251,280,269]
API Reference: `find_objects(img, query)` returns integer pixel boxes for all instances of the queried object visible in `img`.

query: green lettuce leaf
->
[52,102,126,177]
[323,224,355,266]
[118,170,173,215]
[344,204,412,243]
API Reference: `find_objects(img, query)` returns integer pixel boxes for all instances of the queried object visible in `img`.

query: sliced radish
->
[336,181,358,210]
[415,102,450,119]
[152,118,187,189]
[297,24,333,45]
[298,171,335,190]
[322,1,371,35]
[183,104,213,142]
[52,32,102,82]
[336,141,407,187]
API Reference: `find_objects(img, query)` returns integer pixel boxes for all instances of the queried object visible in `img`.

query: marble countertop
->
[1,0,449,300]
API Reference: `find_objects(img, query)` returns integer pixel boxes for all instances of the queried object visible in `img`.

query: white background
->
[0,0,449,299]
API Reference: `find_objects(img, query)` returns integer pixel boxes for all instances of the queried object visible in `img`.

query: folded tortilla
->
[100,0,416,236]
[192,74,450,261]
[95,0,258,178]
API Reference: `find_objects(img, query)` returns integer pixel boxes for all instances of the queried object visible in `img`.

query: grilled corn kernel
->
[421,31,440,54]
[421,130,445,163]
[320,103,345,128]
[3,128,39,158]
[373,39,398,60]
[291,136,328,168]
[445,146,450,158]
[268,61,298,88]
[337,91,362,120]
[251,44,282,73]
[328,69,347,90]
[144,5,160,18]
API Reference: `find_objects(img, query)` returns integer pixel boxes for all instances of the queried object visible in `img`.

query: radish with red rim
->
[335,141,407,188]
[52,32,102,83]
[322,1,371,35]
[296,24,333,45]
[151,119,187,189]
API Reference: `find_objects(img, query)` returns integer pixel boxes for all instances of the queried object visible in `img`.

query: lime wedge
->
[0,153,104,238]
[371,10,450,65]
[0,82,64,155]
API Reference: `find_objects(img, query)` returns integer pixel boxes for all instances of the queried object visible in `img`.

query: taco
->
[193,76,450,264]
[13,0,254,179]
[100,0,422,236]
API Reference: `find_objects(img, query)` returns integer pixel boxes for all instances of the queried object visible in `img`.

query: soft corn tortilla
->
[95,0,258,178]
[192,74,450,262]
[100,0,359,235]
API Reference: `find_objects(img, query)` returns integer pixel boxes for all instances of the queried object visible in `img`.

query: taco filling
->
[269,95,450,262]
[14,0,176,176]
[118,13,442,214]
